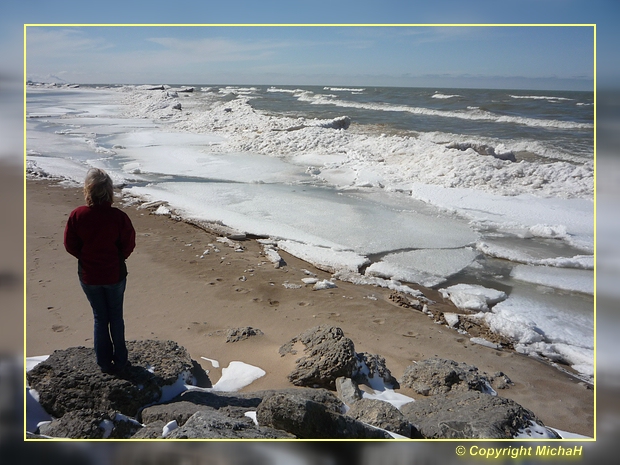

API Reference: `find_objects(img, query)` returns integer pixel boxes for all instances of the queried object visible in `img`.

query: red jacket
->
[64,203,136,285]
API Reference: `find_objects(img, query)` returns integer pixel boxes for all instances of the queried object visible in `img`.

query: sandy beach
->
[26,178,594,437]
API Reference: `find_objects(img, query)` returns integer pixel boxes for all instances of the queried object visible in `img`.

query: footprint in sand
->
[51,325,67,332]
[372,318,385,325]
[313,312,341,319]
[268,299,280,307]
[298,301,311,307]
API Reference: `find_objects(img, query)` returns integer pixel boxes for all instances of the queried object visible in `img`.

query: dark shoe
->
[100,365,115,375]
[114,361,132,377]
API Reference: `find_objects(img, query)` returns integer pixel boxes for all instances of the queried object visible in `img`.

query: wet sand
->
[26,178,594,437]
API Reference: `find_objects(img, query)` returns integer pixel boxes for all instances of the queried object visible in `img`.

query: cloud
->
[26,28,114,56]
[146,36,284,62]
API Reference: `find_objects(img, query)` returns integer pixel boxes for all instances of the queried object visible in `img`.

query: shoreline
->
[26,177,594,437]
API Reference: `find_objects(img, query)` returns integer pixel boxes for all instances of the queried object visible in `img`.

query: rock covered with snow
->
[353,352,399,389]
[279,325,358,389]
[400,390,559,439]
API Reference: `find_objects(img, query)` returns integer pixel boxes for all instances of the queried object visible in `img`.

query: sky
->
[0,0,616,91]
[24,24,594,90]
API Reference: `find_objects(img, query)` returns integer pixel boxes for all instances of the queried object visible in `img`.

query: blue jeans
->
[80,278,128,371]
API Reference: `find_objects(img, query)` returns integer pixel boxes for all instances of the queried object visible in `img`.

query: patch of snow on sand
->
[212,361,266,392]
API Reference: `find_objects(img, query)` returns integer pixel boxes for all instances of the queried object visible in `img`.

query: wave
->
[120,87,593,200]
[294,91,592,130]
[432,92,460,99]
[419,132,591,164]
[323,87,366,92]
[267,87,298,94]
[509,95,574,101]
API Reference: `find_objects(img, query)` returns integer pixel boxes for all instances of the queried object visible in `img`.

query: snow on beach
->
[26,83,594,380]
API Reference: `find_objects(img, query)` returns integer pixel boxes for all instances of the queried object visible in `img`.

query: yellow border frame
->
[23,23,597,446]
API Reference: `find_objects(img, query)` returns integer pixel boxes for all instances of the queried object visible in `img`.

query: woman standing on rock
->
[64,168,136,374]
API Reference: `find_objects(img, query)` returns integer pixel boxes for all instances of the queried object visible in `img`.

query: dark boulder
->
[335,377,363,406]
[354,352,399,389]
[399,358,495,396]
[38,409,142,439]
[27,340,204,418]
[346,398,418,438]
[256,388,391,439]
[226,327,264,343]
[279,325,358,389]
[166,409,294,439]
[400,391,559,439]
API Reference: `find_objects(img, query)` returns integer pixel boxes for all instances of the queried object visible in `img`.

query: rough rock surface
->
[256,388,391,439]
[166,409,294,439]
[131,420,167,439]
[139,389,267,427]
[335,377,363,406]
[226,327,264,343]
[38,409,142,439]
[399,358,496,396]
[140,401,214,428]
[354,352,399,388]
[27,340,202,418]
[346,398,417,438]
[400,391,557,439]
[279,325,358,389]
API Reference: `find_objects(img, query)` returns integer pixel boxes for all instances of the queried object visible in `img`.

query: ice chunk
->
[439,283,507,312]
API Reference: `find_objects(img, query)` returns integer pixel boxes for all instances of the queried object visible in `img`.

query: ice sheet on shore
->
[366,248,479,288]
[510,264,594,295]
[477,240,594,269]
[124,181,478,258]
[479,292,593,378]
[411,183,593,253]
[277,240,369,273]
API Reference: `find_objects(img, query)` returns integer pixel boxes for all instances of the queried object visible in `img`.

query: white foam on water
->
[432,92,460,99]
[509,95,574,101]
[294,90,591,129]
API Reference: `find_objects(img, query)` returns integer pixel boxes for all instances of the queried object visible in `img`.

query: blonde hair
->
[84,168,114,206]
